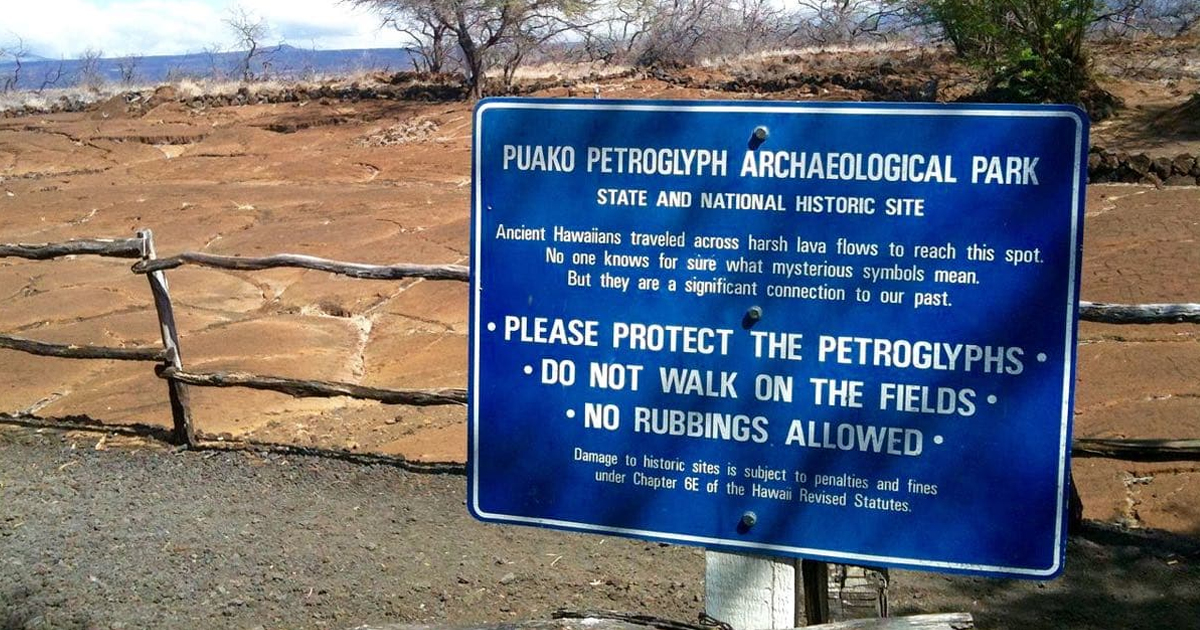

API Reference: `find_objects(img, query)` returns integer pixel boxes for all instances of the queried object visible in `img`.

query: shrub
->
[917,0,1098,106]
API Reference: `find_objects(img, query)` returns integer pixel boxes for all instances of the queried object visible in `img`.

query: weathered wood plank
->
[805,613,973,629]
[139,229,195,447]
[158,367,468,406]
[0,334,165,361]
[1079,301,1200,324]
[349,613,973,630]
[556,608,733,630]
[352,622,651,630]
[133,251,469,282]
[0,412,177,442]
[195,437,467,474]
[0,237,144,260]
[1073,437,1200,460]
[1068,472,1084,532]
[801,560,831,625]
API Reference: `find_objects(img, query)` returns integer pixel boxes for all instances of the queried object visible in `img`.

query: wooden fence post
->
[138,229,195,447]
[1068,471,1084,532]
[801,560,831,625]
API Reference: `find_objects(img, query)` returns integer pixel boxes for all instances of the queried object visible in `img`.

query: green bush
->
[918,0,1098,105]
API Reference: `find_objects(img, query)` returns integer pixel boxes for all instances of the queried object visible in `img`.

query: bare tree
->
[1159,0,1200,35]
[736,0,791,50]
[202,44,227,81]
[576,0,654,63]
[116,54,142,86]
[497,4,592,87]
[633,0,732,66]
[1103,0,1200,36]
[38,59,65,93]
[225,5,280,81]
[1091,1,1151,37]
[792,1,905,45]
[77,47,106,90]
[297,40,321,80]
[0,35,29,92]
[348,0,598,99]
[590,0,794,68]
[382,9,456,73]
[496,25,543,89]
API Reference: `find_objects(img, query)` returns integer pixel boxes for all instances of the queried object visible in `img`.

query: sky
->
[2,0,407,59]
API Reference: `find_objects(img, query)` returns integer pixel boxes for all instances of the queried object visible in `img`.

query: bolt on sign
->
[468,99,1088,579]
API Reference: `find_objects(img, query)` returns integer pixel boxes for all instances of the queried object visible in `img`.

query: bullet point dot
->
[566,409,576,419]
[987,395,998,404]
[523,365,533,375]
[1037,353,1048,363]
[934,435,944,445]
[487,322,497,332]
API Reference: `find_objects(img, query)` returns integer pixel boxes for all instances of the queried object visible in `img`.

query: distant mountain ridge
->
[0,45,416,90]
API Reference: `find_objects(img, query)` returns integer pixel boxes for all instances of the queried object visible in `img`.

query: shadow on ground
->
[893,522,1200,630]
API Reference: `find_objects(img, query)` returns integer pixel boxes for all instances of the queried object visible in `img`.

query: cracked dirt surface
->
[1075,185,1200,536]
[0,96,474,462]
[0,80,1198,538]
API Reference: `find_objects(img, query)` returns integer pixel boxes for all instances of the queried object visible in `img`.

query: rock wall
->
[1088,146,1200,186]
[3,86,1198,188]
[0,77,467,119]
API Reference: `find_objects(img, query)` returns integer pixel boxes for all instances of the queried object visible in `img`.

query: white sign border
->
[469,99,1086,578]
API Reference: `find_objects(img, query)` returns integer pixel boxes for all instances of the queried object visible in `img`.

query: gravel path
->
[0,429,704,630]
[2,427,1198,630]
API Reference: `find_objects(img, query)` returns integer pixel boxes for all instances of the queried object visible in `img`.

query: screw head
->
[741,511,758,528]
[746,306,763,322]
[753,126,769,141]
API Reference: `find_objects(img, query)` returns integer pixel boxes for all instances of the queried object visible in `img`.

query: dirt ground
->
[0,45,1199,627]
[2,428,1198,630]
[1,72,1198,532]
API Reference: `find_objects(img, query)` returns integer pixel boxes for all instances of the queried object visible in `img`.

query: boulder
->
[1119,153,1150,182]
[1172,154,1196,175]
[1088,150,1117,182]
[1151,156,1173,179]
[147,85,179,107]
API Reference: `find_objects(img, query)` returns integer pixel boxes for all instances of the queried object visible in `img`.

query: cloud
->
[2,0,404,58]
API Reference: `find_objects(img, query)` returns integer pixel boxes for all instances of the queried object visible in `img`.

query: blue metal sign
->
[468,99,1087,579]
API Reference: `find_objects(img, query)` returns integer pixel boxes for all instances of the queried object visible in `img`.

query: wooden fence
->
[2,230,1198,624]
[0,231,467,447]
[1,230,1198,465]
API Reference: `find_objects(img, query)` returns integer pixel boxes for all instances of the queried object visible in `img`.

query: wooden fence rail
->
[3,231,1200,462]
[1079,301,1200,324]
[1073,438,1200,460]
[0,334,165,362]
[0,237,145,260]
[132,251,470,282]
[158,367,467,406]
